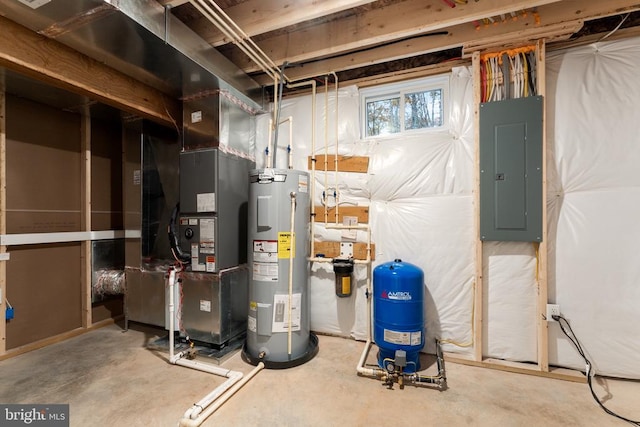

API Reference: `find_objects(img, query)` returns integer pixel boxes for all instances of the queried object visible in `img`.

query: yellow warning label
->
[249,301,257,311]
[278,232,295,259]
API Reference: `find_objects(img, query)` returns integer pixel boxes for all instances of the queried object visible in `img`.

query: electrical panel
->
[479,96,543,242]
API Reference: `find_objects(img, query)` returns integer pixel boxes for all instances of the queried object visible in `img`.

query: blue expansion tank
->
[373,259,425,373]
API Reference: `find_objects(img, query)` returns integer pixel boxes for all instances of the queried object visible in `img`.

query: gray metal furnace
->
[177,148,253,347]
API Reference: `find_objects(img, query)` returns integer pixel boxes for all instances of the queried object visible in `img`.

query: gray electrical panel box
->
[179,148,253,271]
[479,96,543,242]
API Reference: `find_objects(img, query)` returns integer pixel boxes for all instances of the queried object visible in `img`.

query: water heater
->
[243,168,318,368]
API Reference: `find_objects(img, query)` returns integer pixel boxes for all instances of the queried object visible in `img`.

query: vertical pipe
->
[267,118,273,169]
[287,80,317,258]
[330,72,339,224]
[287,192,297,355]
[288,116,293,169]
[168,268,177,361]
[323,76,329,225]
[272,77,279,168]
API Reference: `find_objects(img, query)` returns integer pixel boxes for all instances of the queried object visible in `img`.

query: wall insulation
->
[256,36,640,379]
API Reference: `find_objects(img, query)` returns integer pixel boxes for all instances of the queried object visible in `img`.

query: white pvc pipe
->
[267,118,273,169]
[287,80,316,258]
[168,265,252,426]
[285,116,293,169]
[323,76,329,225]
[330,72,340,224]
[178,362,265,427]
[288,192,297,355]
[169,267,177,361]
[180,366,242,420]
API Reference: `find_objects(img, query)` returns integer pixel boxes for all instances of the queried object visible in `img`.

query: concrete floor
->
[0,322,637,427]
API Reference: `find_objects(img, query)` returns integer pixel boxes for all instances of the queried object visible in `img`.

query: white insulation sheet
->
[254,36,640,378]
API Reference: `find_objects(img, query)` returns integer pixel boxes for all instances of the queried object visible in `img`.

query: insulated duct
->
[0,0,262,110]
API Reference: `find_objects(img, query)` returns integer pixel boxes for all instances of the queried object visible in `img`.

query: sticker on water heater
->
[277,232,295,259]
[298,174,308,193]
[253,261,278,282]
[247,316,257,333]
[133,169,141,185]
[253,240,278,262]
[272,293,301,333]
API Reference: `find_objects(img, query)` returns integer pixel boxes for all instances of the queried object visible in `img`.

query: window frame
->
[360,74,450,139]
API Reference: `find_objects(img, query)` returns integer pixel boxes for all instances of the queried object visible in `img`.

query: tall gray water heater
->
[243,168,318,368]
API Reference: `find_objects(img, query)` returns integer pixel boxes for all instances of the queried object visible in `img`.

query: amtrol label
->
[381,290,412,300]
[383,329,421,346]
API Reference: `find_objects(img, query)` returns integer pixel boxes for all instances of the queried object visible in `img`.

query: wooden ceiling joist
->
[181,0,380,47]
[0,16,180,127]
[254,19,581,85]
[220,0,563,73]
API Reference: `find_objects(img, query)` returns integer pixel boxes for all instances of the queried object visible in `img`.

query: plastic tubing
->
[286,79,316,257]
[288,192,297,355]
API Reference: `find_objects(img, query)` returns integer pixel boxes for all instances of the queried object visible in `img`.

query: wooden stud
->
[308,155,369,173]
[0,16,180,128]
[536,39,549,372]
[0,69,6,354]
[80,112,92,329]
[472,51,483,362]
[314,206,369,224]
[312,241,375,261]
[444,353,587,383]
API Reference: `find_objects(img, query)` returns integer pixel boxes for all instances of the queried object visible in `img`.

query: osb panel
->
[92,296,124,323]
[314,206,369,223]
[307,155,369,173]
[123,124,141,230]
[6,243,82,349]
[6,95,81,233]
[313,241,375,260]
[125,239,141,268]
[91,117,123,231]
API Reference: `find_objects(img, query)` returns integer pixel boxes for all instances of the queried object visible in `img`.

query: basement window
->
[361,75,449,138]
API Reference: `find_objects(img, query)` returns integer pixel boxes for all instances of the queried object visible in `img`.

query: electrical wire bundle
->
[554,314,640,426]
[480,47,537,102]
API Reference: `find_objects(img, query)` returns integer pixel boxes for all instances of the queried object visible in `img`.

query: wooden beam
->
[472,51,483,362]
[184,0,379,46]
[80,113,92,329]
[536,39,549,372]
[308,155,369,173]
[254,18,578,85]
[0,70,6,354]
[223,0,564,73]
[314,206,370,224]
[313,241,375,261]
[444,353,587,383]
[0,16,180,128]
